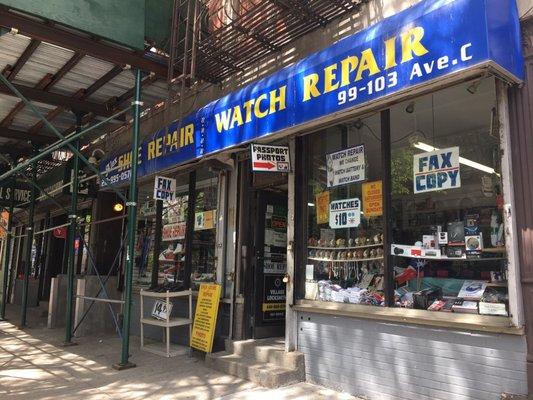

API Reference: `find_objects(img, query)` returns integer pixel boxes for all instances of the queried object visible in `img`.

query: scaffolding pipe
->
[0,73,129,202]
[114,69,142,370]
[0,107,131,200]
[0,180,15,320]
[20,161,37,328]
[64,113,83,344]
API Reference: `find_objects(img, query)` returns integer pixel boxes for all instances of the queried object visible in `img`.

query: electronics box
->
[413,287,443,310]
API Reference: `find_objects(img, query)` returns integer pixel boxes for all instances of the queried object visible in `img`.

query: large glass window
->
[134,167,219,291]
[299,77,510,319]
[303,113,385,306]
[390,77,509,317]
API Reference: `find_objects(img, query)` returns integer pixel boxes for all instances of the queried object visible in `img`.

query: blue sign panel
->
[100,0,523,187]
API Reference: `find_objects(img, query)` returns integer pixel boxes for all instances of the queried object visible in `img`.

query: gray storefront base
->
[297,311,527,400]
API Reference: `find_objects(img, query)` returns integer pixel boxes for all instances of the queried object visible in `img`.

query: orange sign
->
[362,181,383,217]
[315,191,330,225]
[0,211,8,239]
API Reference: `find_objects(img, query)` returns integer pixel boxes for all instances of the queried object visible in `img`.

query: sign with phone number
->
[329,198,361,229]
[100,0,523,188]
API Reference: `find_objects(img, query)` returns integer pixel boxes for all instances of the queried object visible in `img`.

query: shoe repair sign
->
[250,144,290,172]
[413,147,460,194]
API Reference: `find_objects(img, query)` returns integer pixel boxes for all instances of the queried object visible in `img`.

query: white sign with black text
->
[329,198,361,229]
[151,299,173,320]
[153,175,176,201]
[413,146,461,194]
[326,145,365,187]
[250,144,290,172]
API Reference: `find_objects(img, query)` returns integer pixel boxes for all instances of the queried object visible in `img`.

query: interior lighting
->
[308,203,315,207]
[113,203,124,212]
[413,142,500,176]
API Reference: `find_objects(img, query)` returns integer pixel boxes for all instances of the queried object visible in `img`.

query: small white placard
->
[250,144,291,172]
[154,175,177,201]
[306,264,315,281]
[329,198,361,229]
[413,146,461,194]
[326,145,365,188]
[151,299,173,320]
[479,302,508,316]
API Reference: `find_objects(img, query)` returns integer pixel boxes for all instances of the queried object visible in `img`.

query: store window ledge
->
[293,300,524,336]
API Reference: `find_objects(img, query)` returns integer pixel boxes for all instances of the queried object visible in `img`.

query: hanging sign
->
[326,145,365,188]
[0,181,32,207]
[250,144,290,172]
[329,198,361,229]
[100,0,523,188]
[153,176,176,201]
[362,181,383,217]
[53,227,67,239]
[413,147,460,194]
[315,191,330,225]
[191,283,221,353]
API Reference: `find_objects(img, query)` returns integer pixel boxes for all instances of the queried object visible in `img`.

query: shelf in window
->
[486,282,508,288]
[308,243,383,250]
[391,253,506,262]
[482,247,506,253]
[308,256,384,262]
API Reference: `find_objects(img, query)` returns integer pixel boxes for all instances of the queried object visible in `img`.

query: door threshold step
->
[206,351,305,389]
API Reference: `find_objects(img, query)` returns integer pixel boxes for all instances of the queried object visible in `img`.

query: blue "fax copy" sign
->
[100,0,523,188]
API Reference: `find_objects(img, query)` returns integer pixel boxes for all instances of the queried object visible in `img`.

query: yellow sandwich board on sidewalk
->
[190,283,221,353]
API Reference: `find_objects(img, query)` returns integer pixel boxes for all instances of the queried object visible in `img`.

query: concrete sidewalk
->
[0,306,358,400]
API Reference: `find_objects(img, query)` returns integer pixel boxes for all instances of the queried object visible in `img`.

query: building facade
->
[85,0,532,398]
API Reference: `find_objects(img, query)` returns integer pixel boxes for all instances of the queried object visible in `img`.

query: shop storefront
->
[133,165,222,292]
[100,0,527,397]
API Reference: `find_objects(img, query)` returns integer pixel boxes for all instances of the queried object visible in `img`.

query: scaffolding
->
[0,0,363,369]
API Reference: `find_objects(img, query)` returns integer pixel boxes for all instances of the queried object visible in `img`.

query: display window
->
[298,77,511,319]
[390,77,508,317]
[303,113,385,306]
[134,167,219,291]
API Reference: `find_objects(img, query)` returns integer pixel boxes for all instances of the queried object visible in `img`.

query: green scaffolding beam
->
[0,69,144,368]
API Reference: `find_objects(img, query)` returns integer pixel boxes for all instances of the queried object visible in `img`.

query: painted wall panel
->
[297,311,527,400]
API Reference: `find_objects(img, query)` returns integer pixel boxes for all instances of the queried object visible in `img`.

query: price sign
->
[329,198,361,229]
[151,299,173,320]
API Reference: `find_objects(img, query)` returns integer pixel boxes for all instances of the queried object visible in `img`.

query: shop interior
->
[301,77,510,318]
[134,167,219,292]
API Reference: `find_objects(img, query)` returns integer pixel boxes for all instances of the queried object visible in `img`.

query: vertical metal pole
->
[151,200,163,289]
[64,114,82,345]
[0,180,15,320]
[114,69,142,369]
[380,109,394,307]
[184,170,196,290]
[37,210,51,300]
[190,0,199,81]
[20,163,37,327]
